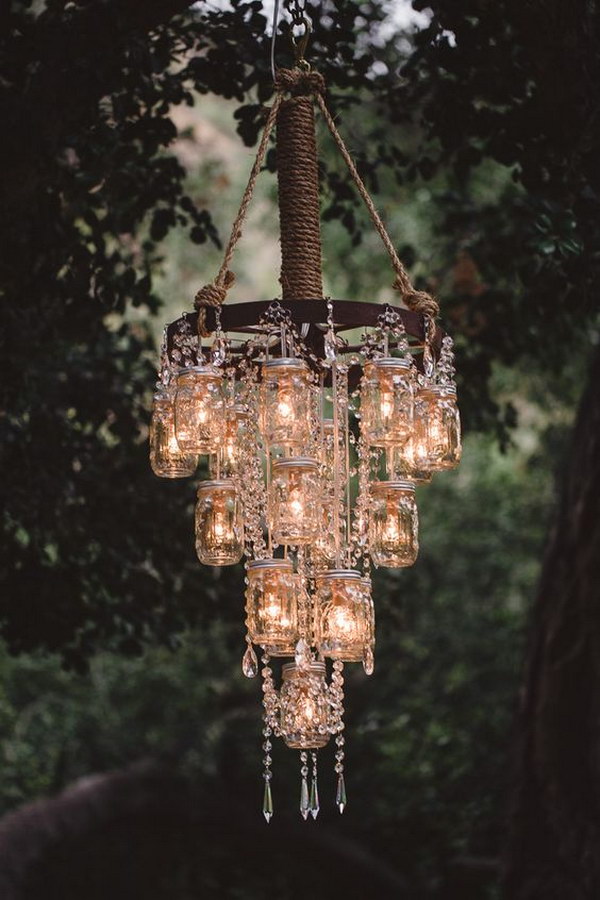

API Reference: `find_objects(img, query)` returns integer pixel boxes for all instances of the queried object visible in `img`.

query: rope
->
[194,93,283,337]
[276,81,323,300]
[315,93,440,321]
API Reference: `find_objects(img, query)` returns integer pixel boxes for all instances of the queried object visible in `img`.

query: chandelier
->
[149,12,461,822]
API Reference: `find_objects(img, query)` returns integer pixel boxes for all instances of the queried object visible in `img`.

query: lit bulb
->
[276,390,294,421]
[289,488,305,520]
[380,391,394,420]
[383,514,400,544]
[330,604,355,635]
[302,697,316,723]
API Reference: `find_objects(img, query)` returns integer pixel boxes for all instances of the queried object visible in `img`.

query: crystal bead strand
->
[242,564,259,678]
[330,659,347,813]
[437,334,456,386]
[299,751,310,820]
[309,750,320,820]
[261,652,278,822]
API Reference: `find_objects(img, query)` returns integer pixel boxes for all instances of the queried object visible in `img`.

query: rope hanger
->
[194,6,440,338]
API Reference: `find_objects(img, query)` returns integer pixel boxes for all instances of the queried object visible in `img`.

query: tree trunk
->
[504,342,600,899]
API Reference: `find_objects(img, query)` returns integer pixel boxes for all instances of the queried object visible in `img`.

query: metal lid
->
[418,383,457,398]
[365,357,412,371]
[315,568,362,582]
[197,479,236,492]
[271,456,319,471]
[370,480,416,493]
[246,558,293,572]
[177,365,221,378]
[282,661,326,677]
[262,357,309,371]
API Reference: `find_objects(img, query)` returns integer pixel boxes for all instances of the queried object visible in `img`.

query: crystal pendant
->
[295,637,311,670]
[242,644,258,678]
[300,776,310,820]
[336,773,347,814]
[262,779,273,823]
[309,776,320,820]
[363,646,374,675]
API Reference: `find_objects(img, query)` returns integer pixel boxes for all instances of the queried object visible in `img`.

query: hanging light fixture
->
[149,1,461,822]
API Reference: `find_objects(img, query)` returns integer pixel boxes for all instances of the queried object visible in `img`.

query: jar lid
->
[246,558,293,572]
[177,365,222,378]
[315,568,362,582]
[365,357,412,371]
[282,661,326,678]
[197,479,236,492]
[370,480,416,493]
[262,358,309,372]
[418,383,457,398]
[271,457,319,471]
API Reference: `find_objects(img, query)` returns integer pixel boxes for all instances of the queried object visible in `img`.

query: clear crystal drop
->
[300,776,310,820]
[363,646,374,675]
[336,774,347,814]
[242,645,258,678]
[295,638,311,670]
[262,780,273,823]
[309,777,320,820]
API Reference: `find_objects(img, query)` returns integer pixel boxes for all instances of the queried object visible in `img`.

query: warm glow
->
[380,391,394,420]
[329,604,355,635]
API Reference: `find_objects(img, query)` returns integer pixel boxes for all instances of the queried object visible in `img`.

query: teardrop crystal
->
[309,777,320,820]
[363,646,374,675]
[262,780,273,823]
[242,644,258,678]
[336,773,347,814]
[295,638,311,670]
[300,776,310,820]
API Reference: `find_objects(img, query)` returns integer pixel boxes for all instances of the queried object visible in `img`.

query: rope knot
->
[194,270,235,336]
[274,67,326,97]
[393,277,440,320]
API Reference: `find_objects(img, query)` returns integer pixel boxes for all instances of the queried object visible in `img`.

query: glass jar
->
[269,457,320,545]
[245,559,299,656]
[174,365,224,455]
[315,569,372,662]
[280,661,331,749]
[360,358,415,447]
[369,481,419,568]
[387,441,433,485]
[149,385,197,478]
[260,358,312,449]
[195,480,243,566]
[209,403,249,479]
[414,384,461,470]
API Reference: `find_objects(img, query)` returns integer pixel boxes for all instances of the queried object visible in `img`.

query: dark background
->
[1,1,599,898]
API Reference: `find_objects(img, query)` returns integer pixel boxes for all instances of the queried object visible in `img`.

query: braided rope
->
[315,93,439,321]
[194,93,283,337]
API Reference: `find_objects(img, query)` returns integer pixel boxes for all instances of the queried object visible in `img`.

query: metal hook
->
[290,16,312,68]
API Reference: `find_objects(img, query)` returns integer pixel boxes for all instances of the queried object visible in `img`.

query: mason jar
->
[149,385,197,478]
[245,559,298,656]
[315,569,372,662]
[269,457,320,545]
[174,365,224,455]
[209,403,249,479]
[360,358,415,447]
[414,384,462,470]
[195,480,243,566]
[260,358,312,449]
[387,440,433,485]
[280,661,331,749]
[369,480,419,568]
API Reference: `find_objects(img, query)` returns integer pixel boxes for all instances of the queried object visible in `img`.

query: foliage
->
[0,421,563,895]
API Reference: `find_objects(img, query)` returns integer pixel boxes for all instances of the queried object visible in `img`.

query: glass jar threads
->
[149,386,197,478]
[280,662,331,749]
[195,480,243,566]
[360,358,415,447]
[369,480,419,568]
[245,559,299,655]
[414,384,462,470]
[315,569,373,662]
[269,457,320,546]
[260,358,312,449]
[174,365,224,455]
